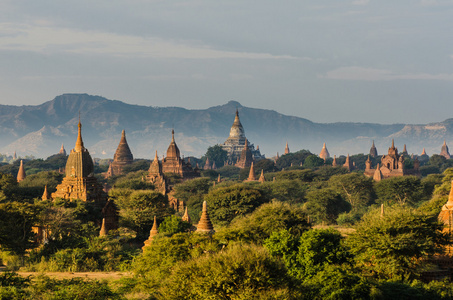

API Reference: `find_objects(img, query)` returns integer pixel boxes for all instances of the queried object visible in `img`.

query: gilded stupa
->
[142,216,159,249]
[51,119,107,202]
[108,130,134,177]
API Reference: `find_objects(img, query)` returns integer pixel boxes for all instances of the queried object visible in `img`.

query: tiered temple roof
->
[147,151,167,194]
[59,144,67,156]
[284,142,290,155]
[364,139,420,181]
[51,120,107,202]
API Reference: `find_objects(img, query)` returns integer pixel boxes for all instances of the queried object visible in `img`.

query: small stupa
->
[373,163,382,181]
[143,216,159,249]
[369,140,378,158]
[196,201,214,234]
[259,169,266,183]
[182,206,191,223]
[17,160,26,182]
[42,185,50,201]
[245,162,257,181]
[319,143,330,160]
[284,142,290,155]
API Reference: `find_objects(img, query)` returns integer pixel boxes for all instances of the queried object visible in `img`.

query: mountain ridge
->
[0,94,450,159]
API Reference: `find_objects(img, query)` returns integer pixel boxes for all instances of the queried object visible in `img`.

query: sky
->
[1,0,453,124]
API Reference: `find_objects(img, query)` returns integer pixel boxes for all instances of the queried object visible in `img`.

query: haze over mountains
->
[0,94,451,159]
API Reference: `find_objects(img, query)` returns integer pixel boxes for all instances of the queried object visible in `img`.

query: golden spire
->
[74,118,84,152]
[171,129,175,143]
[17,160,26,182]
[391,139,395,148]
[196,201,214,233]
[217,174,221,183]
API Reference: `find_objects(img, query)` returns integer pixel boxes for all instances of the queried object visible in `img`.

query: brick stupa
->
[143,216,159,249]
[109,130,133,177]
[319,143,330,160]
[17,160,26,182]
[196,201,214,234]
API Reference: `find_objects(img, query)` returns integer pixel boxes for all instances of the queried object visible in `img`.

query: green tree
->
[304,188,350,224]
[276,149,312,169]
[303,155,325,169]
[265,228,351,280]
[110,189,173,241]
[328,173,375,211]
[173,177,212,222]
[158,215,192,235]
[219,201,310,244]
[260,179,308,204]
[0,202,39,256]
[347,205,447,280]
[204,145,228,168]
[158,244,292,300]
[204,184,268,226]
[374,176,424,206]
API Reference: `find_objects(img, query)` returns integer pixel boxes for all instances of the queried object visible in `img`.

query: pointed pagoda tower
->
[143,216,159,249]
[332,155,337,167]
[259,169,266,183]
[51,119,107,202]
[245,162,257,181]
[196,201,214,234]
[284,142,290,155]
[343,154,354,171]
[369,140,378,158]
[401,144,408,156]
[319,143,330,160]
[161,130,199,179]
[147,151,167,194]
[109,130,134,177]
[373,163,383,181]
[204,158,211,170]
[440,140,451,159]
[236,139,254,168]
[59,144,67,156]
[17,160,26,182]
[13,151,17,160]
[42,185,50,200]
[182,206,191,223]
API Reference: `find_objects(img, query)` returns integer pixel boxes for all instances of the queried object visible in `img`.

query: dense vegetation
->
[0,149,453,299]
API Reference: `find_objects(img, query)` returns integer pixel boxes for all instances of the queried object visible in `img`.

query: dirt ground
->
[16,271,132,280]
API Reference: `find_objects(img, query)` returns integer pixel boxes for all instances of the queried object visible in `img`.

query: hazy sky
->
[1,0,453,124]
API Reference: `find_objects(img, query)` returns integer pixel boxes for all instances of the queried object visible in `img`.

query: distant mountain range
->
[0,94,451,159]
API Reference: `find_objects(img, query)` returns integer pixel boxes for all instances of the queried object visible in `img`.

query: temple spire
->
[74,119,84,152]
[17,160,26,182]
[285,142,290,154]
[182,206,191,223]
